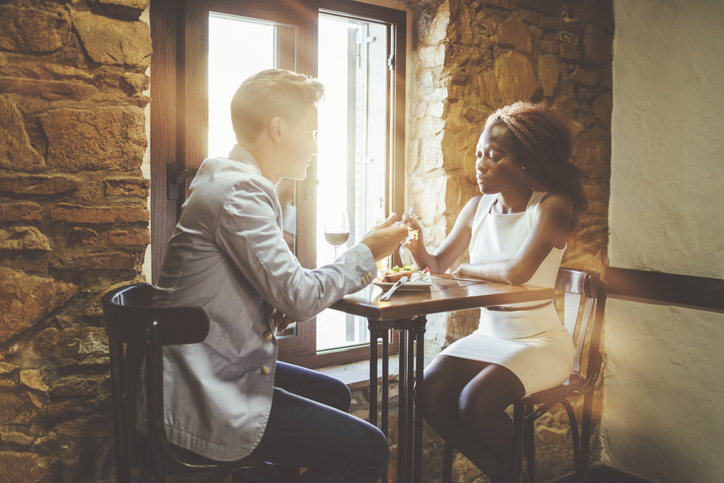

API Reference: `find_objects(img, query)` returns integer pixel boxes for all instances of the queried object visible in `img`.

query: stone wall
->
[0,0,151,481]
[405,0,612,481]
[0,0,613,480]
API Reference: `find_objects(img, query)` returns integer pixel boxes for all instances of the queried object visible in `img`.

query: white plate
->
[373,274,432,292]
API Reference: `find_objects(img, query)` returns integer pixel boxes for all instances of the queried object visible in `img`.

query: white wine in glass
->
[324,210,350,259]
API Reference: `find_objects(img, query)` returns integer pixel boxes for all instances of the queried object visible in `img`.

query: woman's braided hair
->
[485,101,588,232]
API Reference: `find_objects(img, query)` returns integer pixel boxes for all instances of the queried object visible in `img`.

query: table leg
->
[369,322,379,428]
[382,330,389,483]
[382,329,389,440]
[413,318,426,483]
[368,318,428,483]
[406,328,415,481]
[398,329,408,483]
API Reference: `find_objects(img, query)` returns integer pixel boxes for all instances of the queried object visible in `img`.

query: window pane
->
[207,13,298,339]
[208,13,274,159]
[316,16,356,352]
[316,15,389,352]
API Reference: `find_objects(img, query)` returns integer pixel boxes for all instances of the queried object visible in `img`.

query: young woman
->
[403,102,587,483]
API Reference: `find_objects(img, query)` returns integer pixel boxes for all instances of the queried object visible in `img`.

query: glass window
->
[207,14,274,159]
[315,15,390,351]
[151,0,405,367]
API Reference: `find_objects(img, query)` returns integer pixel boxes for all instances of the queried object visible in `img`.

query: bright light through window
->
[315,16,368,352]
[316,17,352,266]
[208,14,273,159]
[206,13,388,353]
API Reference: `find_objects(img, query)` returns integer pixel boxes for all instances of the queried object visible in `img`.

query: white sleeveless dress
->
[439,191,575,396]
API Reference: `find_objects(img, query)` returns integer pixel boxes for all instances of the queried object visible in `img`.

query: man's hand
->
[360,213,409,261]
[270,307,295,333]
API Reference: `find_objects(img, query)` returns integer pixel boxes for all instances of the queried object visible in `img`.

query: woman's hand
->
[401,211,425,253]
[400,198,478,274]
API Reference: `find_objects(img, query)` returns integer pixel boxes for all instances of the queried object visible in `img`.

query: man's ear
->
[269,117,284,143]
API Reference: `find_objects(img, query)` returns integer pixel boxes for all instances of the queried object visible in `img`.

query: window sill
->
[317,356,400,391]
[317,355,434,390]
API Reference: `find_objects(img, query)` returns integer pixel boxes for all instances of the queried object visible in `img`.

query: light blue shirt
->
[143,145,377,461]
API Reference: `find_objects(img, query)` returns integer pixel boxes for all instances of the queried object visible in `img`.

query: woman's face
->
[475,123,527,195]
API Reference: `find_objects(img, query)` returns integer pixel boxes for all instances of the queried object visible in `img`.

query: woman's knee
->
[457,368,523,425]
[457,388,487,427]
[421,369,447,418]
[421,358,471,421]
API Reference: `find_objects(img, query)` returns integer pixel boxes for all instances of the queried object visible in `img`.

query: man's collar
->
[228,144,262,175]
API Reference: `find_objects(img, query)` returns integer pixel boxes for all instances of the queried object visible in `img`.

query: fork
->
[400,206,415,265]
[380,276,409,301]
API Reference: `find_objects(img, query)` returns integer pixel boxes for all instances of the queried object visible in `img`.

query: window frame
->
[150,0,406,368]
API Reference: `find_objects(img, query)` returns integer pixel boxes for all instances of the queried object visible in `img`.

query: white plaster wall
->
[603,300,724,482]
[609,0,724,277]
[605,1,724,482]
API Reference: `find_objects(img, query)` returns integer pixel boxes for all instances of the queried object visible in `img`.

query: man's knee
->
[366,427,391,479]
[358,422,390,468]
[330,380,352,412]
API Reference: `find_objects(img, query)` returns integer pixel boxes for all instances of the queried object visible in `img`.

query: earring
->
[521,166,526,171]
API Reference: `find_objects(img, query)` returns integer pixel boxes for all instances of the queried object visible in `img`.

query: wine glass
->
[324,210,350,259]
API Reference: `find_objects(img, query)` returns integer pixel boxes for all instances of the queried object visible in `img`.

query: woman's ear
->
[269,116,284,143]
[523,168,547,192]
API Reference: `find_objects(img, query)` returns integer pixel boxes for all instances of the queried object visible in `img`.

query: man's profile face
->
[279,104,319,181]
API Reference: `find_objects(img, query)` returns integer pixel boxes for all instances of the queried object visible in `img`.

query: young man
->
[148,69,408,482]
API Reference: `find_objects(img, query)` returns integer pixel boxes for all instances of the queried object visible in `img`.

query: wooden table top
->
[330,273,556,321]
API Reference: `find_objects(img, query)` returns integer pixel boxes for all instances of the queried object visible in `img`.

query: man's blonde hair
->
[230,69,325,144]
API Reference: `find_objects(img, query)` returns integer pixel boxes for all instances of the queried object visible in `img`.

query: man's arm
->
[216,179,405,321]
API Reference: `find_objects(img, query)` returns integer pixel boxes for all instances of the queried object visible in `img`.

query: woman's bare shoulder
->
[459,195,483,220]
[538,192,573,217]
[464,195,484,210]
[536,193,573,247]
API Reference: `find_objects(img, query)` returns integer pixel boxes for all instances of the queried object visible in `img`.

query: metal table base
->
[369,316,427,483]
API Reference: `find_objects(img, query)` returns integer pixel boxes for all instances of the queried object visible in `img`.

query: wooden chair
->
[102,283,279,483]
[442,269,608,483]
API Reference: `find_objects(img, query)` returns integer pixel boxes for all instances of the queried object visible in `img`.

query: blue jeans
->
[245,362,390,483]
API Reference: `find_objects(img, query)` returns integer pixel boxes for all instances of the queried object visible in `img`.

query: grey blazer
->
[141,145,376,461]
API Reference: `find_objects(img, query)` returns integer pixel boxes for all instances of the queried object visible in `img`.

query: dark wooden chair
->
[102,283,279,483]
[442,268,608,483]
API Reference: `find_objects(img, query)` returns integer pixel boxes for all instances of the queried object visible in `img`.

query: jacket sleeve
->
[215,178,377,321]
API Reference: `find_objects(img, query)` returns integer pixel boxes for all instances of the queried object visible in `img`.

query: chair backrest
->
[554,269,608,386]
[102,283,210,475]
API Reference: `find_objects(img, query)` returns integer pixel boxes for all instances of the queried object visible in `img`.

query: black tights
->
[422,355,525,481]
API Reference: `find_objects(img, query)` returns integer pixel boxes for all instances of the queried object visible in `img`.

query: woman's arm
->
[455,193,572,285]
[404,196,481,273]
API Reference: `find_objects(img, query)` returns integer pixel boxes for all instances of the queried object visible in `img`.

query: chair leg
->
[206,463,280,483]
[149,444,165,483]
[509,403,524,483]
[580,391,595,483]
[523,404,535,483]
[560,400,581,483]
[115,461,130,483]
[443,440,454,483]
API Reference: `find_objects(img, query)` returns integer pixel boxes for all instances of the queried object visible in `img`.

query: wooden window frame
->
[150,0,406,368]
